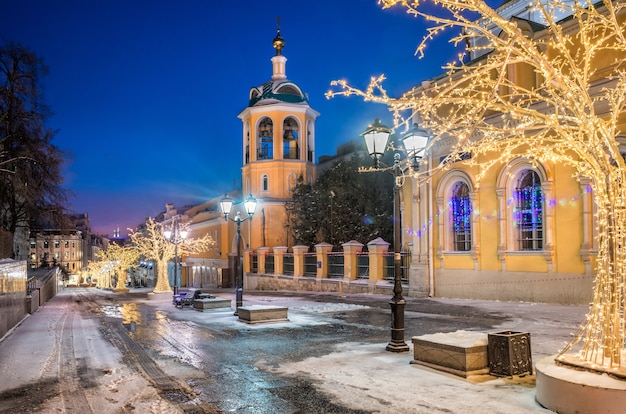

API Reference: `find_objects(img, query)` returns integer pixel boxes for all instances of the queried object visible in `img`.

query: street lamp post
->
[164,216,188,296]
[220,193,257,315]
[361,118,430,352]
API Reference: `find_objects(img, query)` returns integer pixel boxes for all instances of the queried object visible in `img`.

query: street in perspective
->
[0,286,587,413]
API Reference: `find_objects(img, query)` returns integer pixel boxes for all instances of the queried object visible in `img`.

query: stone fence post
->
[367,237,390,284]
[243,249,253,273]
[342,240,364,281]
[257,247,270,274]
[292,245,309,277]
[315,242,333,279]
[273,246,288,275]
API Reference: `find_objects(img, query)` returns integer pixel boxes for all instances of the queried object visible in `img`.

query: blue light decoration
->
[451,190,472,233]
[515,170,543,250]
[451,182,472,251]
[517,185,543,225]
[404,171,588,240]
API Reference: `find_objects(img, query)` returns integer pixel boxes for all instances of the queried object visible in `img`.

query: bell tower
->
[239,23,319,248]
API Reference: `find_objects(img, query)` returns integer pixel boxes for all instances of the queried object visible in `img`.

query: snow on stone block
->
[411,330,489,378]
[193,298,231,311]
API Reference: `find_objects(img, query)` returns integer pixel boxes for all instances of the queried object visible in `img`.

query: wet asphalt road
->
[0,287,524,414]
[91,289,512,413]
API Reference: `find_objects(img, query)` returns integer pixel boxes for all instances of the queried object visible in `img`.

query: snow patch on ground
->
[415,330,488,347]
[271,341,551,414]
[294,303,370,313]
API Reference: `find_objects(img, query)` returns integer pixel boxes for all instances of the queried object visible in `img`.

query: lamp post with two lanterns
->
[220,193,258,315]
[360,118,430,352]
[164,216,188,296]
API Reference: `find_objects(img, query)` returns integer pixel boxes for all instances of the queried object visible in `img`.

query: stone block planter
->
[193,298,231,311]
[411,330,489,378]
[237,305,289,324]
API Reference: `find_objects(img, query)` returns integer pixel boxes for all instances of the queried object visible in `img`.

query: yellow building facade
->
[403,1,626,305]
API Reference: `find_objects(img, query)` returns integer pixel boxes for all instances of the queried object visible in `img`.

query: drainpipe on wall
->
[428,152,435,298]
[262,208,266,247]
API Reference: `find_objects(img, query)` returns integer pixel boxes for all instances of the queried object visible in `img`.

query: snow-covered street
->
[0,287,589,413]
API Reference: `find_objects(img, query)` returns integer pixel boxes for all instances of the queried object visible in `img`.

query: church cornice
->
[238,103,320,120]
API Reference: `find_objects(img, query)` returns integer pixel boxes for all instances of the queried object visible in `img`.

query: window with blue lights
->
[451,182,472,251]
[515,170,543,251]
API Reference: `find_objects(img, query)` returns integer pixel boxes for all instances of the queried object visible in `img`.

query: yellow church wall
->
[473,159,501,272]
[552,163,586,274]
[250,201,289,249]
[435,268,594,304]
[427,146,589,274]
[441,254,475,269]
[505,254,548,272]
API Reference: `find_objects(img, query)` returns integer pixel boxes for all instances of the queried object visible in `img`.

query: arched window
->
[436,171,475,256]
[245,127,250,164]
[306,120,314,162]
[283,117,299,159]
[515,170,543,250]
[451,182,472,251]
[257,118,273,160]
[261,174,269,192]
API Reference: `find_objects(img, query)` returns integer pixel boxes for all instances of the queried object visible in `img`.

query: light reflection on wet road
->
[92,290,510,413]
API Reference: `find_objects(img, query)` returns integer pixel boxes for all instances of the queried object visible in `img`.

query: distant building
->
[28,212,107,275]
[28,229,84,273]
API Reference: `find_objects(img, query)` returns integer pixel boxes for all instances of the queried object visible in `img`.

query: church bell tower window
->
[258,118,274,160]
[283,118,299,160]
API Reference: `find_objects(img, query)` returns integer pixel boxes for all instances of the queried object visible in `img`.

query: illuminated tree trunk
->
[561,170,626,369]
[115,268,127,290]
[154,260,172,293]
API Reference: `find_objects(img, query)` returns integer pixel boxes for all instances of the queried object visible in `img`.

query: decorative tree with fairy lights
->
[129,217,214,293]
[94,242,139,291]
[329,0,626,375]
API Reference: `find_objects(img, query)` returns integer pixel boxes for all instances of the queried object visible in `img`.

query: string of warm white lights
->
[328,0,626,373]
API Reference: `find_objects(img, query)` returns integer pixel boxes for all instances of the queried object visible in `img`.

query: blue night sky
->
[2,0,460,236]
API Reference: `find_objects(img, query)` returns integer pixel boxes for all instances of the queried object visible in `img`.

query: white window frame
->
[436,170,476,255]
[261,174,269,193]
[496,158,553,257]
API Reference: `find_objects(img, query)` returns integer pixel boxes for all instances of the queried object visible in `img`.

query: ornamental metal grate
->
[328,252,344,279]
[383,251,412,283]
[250,254,258,273]
[283,253,294,275]
[265,254,275,274]
[356,252,369,279]
[304,253,317,276]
